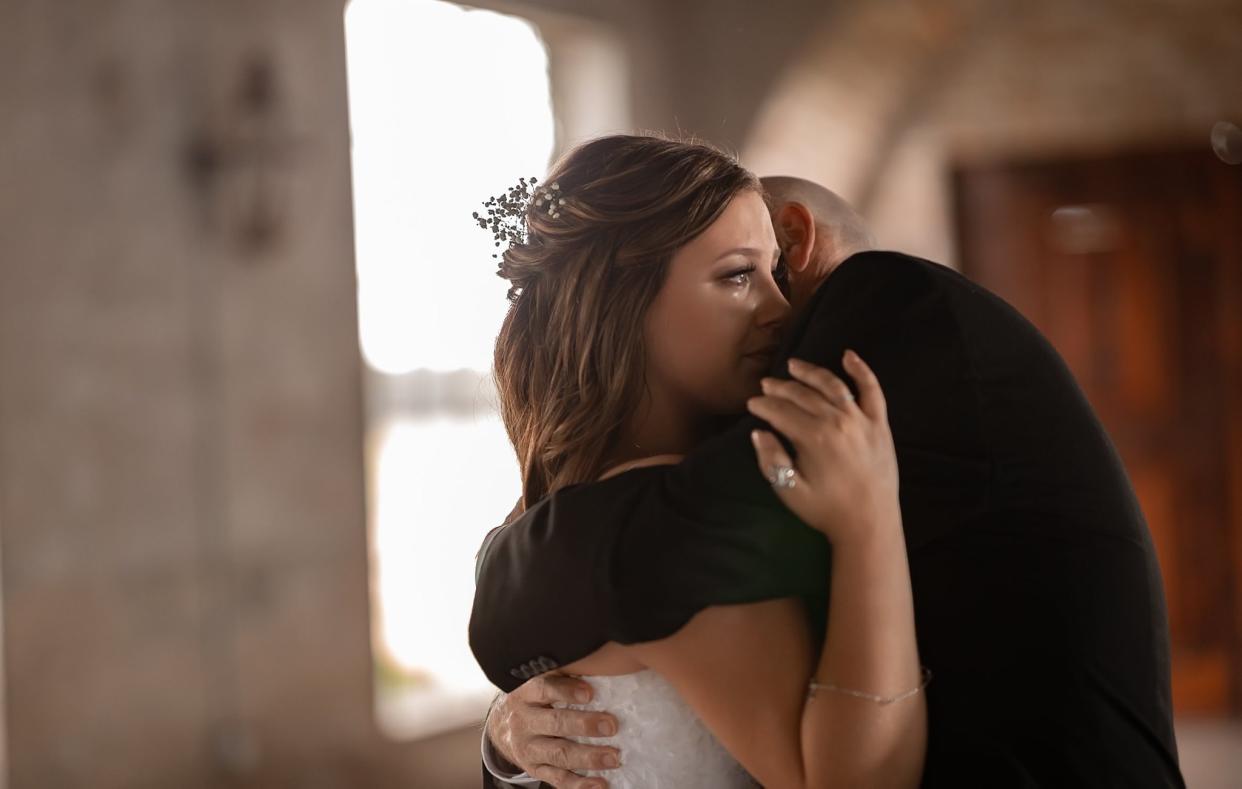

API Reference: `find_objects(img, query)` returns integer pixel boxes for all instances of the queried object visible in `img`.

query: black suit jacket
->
[471,251,1184,787]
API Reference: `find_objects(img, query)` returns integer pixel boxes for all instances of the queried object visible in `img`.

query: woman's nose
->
[756,275,791,328]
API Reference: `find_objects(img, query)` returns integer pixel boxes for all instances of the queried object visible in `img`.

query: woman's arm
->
[632,352,925,789]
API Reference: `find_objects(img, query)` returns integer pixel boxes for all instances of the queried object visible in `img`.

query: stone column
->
[0,2,387,786]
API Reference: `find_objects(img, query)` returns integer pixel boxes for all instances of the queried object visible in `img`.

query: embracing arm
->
[633,353,925,789]
[632,527,923,788]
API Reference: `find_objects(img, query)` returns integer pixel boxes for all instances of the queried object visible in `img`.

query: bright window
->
[344,0,555,738]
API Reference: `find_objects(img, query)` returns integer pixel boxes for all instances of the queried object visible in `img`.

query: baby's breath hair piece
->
[534,181,565,219]
[474,176,536,258]
[473,177,570,259]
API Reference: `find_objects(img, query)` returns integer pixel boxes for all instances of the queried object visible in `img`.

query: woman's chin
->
[742,368,769,393]
[741,351,776,370]
[713,383,763,417]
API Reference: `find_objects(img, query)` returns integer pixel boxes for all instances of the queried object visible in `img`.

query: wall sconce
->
[184,53,300,258]
[1211,121,1241,166]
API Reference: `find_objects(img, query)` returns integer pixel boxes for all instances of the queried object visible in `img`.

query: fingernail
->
[844,349,857,362]
[597,719,616,736]
[788,358,807,370]
[575,688,591,703]
[602,753,620,768]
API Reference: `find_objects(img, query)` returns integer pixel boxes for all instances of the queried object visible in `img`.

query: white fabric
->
[552,669,760,789]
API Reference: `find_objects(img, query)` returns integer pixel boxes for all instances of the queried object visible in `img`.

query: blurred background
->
[1,0,1239,786]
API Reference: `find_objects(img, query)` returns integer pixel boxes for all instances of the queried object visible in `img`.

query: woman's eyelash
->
[723,265,757,282]
[723,260,784,285]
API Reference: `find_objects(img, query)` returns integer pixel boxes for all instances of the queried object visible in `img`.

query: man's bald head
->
[761,176,874,267]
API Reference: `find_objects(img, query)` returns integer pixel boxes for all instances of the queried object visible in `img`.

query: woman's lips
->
[743,346,779,364]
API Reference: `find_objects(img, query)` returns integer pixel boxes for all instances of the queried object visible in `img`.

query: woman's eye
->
[723,266,755,286]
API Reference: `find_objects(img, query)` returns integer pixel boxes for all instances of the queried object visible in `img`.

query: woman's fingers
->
[750,351,898,542]
[746,393,818,440]
[842,350,887,422]
[759,377,837,417]
[750,429,803,505]
[787,358,860,413]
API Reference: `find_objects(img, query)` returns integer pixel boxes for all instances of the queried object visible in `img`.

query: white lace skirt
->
[553,669,760,789]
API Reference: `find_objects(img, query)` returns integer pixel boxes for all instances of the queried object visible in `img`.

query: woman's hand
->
[746,350,899,546]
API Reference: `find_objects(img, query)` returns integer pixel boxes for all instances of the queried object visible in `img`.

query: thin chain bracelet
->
[807,666,932,705]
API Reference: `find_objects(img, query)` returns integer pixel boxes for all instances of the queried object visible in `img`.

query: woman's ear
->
[775,202,817,273]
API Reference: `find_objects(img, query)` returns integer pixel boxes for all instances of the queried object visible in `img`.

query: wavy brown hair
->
[493,134,760,509]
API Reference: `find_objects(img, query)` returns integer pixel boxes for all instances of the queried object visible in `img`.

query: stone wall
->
[0,1,379,786]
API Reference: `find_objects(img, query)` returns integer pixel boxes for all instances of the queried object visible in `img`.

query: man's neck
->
[790,246,872,313]
[822,242,872,276]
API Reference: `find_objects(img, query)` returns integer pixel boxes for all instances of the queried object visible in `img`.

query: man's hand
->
[488,674,622,789]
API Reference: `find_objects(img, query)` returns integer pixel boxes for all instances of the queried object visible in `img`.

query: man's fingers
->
[521,674,593,706]
[842,350,887,421]
[527,706,619,739]
[527,735,621,773]
[529,763,609,789]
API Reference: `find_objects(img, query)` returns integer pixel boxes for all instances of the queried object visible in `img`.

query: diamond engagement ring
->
[768,464,797,489]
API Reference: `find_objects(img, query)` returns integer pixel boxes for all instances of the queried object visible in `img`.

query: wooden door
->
[953,147,1242,717]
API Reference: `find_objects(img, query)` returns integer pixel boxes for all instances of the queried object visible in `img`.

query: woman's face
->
[643,189,790,420]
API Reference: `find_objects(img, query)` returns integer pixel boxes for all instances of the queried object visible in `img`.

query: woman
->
[480,134,924,788]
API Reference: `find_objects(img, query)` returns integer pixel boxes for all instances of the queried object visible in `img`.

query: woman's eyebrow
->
[713,246,780,262]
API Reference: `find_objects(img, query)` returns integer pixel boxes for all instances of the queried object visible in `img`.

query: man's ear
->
[775,202,817,273]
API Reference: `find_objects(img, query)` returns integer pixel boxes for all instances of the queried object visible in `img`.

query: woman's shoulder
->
[515,458,674,530]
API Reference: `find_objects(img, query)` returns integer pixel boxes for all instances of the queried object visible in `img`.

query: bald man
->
[471,178,1183,788]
